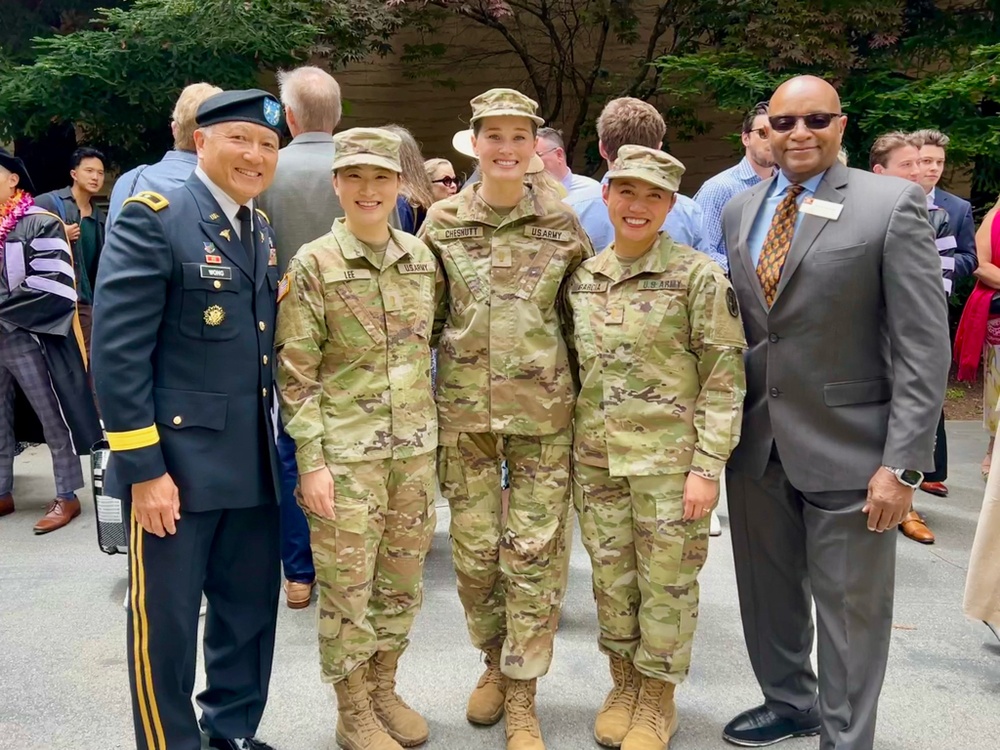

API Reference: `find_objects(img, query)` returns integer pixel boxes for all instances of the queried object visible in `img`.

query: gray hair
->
[277,66,342,134]
[536,127,564,149]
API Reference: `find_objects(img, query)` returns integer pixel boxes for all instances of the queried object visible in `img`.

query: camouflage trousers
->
[573,463,710,683]
[438,429,572,680]
[306,452,437,684]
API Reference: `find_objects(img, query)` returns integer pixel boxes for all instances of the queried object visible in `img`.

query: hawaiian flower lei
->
[0,189,34,248]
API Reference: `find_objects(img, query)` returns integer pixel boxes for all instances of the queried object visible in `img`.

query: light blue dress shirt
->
[746,170,826,267]
[566,175,712,260]
[693,157,769,266]
[106,150,199,229]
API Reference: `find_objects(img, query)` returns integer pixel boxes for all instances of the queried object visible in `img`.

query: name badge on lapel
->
[799,197,844,221]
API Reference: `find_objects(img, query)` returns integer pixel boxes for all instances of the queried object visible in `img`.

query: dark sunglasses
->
[433,176,460,188]
[768,112,842,133]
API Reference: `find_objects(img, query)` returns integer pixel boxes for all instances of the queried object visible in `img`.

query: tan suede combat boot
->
[594,654,640,747]
[504,678,545,750]
[466,646,507,725]
[620,676,678,750]
[368,650,429,747]
[333,663,403,750]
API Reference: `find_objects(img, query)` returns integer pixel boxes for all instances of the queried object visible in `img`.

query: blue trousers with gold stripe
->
[127,502,280,750]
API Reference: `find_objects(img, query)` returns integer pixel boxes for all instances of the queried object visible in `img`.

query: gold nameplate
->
[524,226,570,242]
[442,227,484,241]
[639,280,683,290]
[398,262,435,274]
[572,281,609,293]
[204,305,225,326]
[326,268,373,282]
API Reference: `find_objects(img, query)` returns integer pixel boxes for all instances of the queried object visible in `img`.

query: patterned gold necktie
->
[756,184,805,306]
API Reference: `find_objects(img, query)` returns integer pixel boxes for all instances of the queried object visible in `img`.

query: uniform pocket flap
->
[823,378,891,407]
[153,388,228,430]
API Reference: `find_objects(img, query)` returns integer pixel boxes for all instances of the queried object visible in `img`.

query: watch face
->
[900,470,922,486]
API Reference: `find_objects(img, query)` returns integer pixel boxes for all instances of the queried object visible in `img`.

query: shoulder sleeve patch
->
[123,191,169,212]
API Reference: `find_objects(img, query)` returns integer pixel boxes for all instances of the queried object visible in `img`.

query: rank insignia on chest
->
[203,305,225,326]
[220,229,232,242]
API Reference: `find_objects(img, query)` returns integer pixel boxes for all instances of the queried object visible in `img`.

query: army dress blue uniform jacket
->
[92,175,281,512]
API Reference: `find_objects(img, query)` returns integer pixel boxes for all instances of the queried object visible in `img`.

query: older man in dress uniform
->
[93,90,285,750]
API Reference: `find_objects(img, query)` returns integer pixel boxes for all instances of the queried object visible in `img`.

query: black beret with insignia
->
[196,89,285,136]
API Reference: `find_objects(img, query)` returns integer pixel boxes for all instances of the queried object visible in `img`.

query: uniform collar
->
[333,218,411,270]
[773,169,826,197]
[586,233,676,283]
[456,183,542,226]
[194,166,251,233]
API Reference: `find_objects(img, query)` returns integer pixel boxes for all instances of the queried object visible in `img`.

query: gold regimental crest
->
[204,305,226,326]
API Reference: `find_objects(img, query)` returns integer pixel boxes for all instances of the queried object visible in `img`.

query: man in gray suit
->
[258,65,344,610]
[720,76,949,750]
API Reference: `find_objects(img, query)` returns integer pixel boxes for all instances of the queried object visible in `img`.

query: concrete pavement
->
[1,422,998,750]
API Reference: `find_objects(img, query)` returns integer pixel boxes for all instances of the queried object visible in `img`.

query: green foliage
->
[0,0,401,164]
[655,1,1000,205]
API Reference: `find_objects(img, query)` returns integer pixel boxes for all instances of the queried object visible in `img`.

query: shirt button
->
[213,280,222,289]
[769,387,780,398]
[769,333,780,343]
[259,321,266,331]
[172,416,182,425]
[262,387,268,398]
[262,355,269,365]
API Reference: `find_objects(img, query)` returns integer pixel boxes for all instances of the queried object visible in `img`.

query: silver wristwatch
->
[883,466,923,489]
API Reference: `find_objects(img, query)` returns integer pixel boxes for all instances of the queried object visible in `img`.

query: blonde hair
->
[869,131,920,169]
[382,124,435,210]
[526,170,567,202]
[597,98,666,160]
[424,158,454,181]
[277,66,342,133]
[172,83,223,150]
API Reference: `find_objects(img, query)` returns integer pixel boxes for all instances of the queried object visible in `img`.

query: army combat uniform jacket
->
[564,234,747,480]
[276,220,442,470]
[419,183,593,439]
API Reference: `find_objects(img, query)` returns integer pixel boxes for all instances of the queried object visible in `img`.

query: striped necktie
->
[756,184,804,306]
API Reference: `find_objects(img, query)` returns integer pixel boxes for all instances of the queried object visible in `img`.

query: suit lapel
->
[773,164,849,302]
[736,181,771,311]
[186,179,253,280]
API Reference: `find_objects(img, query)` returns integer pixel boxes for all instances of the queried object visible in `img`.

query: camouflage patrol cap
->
[470,88,545,126]
[606,145,686,193]
[331,127,403,173]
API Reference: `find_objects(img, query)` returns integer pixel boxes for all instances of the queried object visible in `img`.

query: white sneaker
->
[709,511,722,537]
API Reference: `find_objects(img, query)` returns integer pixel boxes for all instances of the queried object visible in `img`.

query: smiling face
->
[604,178,676,254]
[919,145,946,192]
[71,157,105,196]
[472,116,536,185]
[333,164,401,231]
[194,121,279,205]
[767,77,846,182]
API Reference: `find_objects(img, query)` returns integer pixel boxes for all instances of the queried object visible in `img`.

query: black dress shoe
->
[207,738,276,750]
[723,705,820,747]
